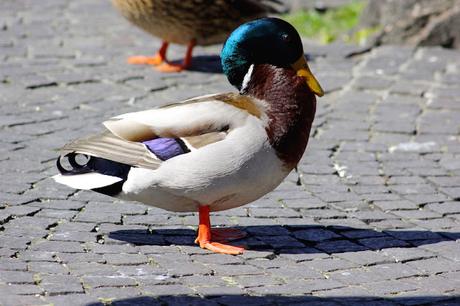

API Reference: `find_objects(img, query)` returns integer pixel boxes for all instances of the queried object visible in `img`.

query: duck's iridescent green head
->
[221,18,323,96]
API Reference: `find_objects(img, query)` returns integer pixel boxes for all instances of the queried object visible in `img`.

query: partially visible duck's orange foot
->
[127,41,169,66]
[195,205,245,255]
[211,228,247,243]
[200,241,245,255]
[155,62,188,73]
[127,54,165,66]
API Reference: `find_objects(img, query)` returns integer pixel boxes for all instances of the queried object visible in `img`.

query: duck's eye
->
[281,33,291,43]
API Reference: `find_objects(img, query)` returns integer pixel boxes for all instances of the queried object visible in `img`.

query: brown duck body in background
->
[111,0,284,72]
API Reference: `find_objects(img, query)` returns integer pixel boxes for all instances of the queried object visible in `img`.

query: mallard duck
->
[111,0,284,72]
[54,18,323,255]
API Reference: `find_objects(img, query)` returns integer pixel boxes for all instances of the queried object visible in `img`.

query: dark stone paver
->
[1,0,460,305]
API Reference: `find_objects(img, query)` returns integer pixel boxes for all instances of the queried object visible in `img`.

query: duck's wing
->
[103,92,263,144]
[60,131,161,170]
[59,93,263,169]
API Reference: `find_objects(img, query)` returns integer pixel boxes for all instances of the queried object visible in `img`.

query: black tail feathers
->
[56,153,131,196]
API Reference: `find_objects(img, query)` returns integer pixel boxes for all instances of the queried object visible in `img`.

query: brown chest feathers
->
[245,64,317,169]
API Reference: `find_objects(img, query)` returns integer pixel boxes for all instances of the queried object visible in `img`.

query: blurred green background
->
[283,1,377,45]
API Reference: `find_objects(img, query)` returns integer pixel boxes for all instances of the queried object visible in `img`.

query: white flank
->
[120,114,290,212]
[53,173,123,190]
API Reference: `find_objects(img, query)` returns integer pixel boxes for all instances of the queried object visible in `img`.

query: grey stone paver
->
[1,0,460,305]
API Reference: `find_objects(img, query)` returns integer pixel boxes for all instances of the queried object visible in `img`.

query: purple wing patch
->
[142,138,189,161]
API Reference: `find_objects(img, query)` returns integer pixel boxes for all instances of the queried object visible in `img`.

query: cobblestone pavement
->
[1,1,460,305]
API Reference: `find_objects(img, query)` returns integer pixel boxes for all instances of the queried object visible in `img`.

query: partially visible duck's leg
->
[195,205,245,255]
[127,41,169,65]
[156,39,196,73]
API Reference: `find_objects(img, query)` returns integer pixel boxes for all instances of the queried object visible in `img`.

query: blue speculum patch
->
[143,138,188,161]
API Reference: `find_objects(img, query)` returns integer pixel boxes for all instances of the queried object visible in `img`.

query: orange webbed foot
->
[194,228,246,253]
[155,62,188,73]
[195,205,245,255]
[127,41,169,66]
[200,242,245,255]
[127,54,165,66]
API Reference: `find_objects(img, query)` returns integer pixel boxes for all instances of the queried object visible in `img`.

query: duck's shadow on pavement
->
[109,224,459,254]
[185,55,223,73]
[85,295,459,306]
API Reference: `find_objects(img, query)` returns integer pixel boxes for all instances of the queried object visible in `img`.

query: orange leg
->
[127,41,169,66]
[194,205,245,255]
[156,39,196,73]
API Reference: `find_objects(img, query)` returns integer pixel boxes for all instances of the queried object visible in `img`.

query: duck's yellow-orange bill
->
[291,56,324,97]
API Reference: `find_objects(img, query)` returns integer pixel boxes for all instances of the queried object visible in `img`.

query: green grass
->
[283,1,375,45]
